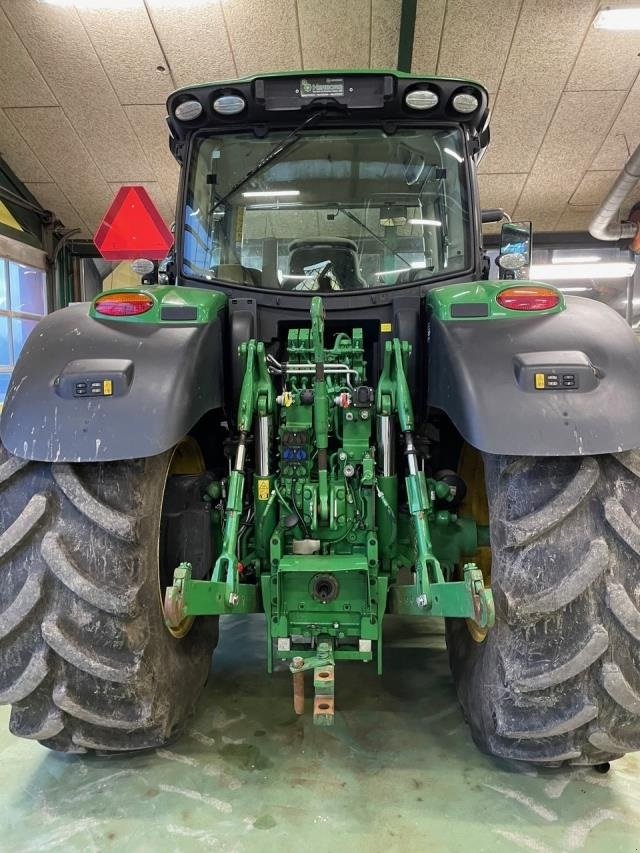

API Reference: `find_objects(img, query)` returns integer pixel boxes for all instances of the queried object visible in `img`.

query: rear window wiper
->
[209,110,328,214]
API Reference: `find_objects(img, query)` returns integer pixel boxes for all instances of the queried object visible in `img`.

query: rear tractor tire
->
[0,441,218,753]
[447,451,640,767]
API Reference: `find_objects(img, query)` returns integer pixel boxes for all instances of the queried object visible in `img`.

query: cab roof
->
[166,70,490,162]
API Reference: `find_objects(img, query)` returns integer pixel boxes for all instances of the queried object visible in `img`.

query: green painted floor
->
[1,615,639,852]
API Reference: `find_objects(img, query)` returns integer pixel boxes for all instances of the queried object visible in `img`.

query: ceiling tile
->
[477,172,527,216]
[531,91,625,179]
[371,0,402,69]
[298,0,371,69]
[590,78,640,170]
[567,12,640,91]
[159,172,179,209]
[514,90,626,227]
[0,108,50,182]
[123,104,180,189]
[570,170,617,205]
[223,0,301,76]
[5,106,113,232]
[480,88,562,174]
[499,0,595,94]
[146,0,236,87]
[24,181,86,232]
[481,0,596,174]
[411,0,446,74]
[554,203,598,232]
[78,2,173,105]
[3,1,155,183]
[591,132,632,171]
[0,7,57,108]
[436,0,521,94]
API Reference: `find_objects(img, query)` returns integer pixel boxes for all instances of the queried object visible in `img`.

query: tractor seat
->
[214,264,263,287]
[286,238,367,291]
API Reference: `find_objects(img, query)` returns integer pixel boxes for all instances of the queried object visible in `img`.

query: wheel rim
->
[158,437,206,639]
[458,444,491,643]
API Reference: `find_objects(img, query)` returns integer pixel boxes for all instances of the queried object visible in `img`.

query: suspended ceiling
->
[0,0,640,239]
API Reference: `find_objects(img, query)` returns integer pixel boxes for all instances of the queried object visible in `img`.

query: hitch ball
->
[310,573,339,604]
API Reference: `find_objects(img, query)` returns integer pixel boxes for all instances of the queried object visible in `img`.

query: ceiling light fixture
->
[551,254,602,264]
[40,0,213,6]
[242,190,300,198]
[39,0,140,8]
[593,7,640,29]
[530,262,636,280]
[408,218,442,227]
[557,286,592,292]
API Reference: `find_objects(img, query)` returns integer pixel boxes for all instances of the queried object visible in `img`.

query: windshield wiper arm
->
[209,110,328,214]
[337,207,412,267]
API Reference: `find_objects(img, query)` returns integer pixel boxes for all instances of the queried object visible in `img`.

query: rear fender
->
[0,286,228,462]
[427,285,640,456]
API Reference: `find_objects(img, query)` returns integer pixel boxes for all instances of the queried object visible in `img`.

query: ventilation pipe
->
[589,141,640,245]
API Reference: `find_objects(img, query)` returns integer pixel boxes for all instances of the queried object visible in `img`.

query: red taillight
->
[496,286,560,312]
[94,292,154,317]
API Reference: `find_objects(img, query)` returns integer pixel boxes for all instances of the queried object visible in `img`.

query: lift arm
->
[163,340,272,626]
[379,339,494,628]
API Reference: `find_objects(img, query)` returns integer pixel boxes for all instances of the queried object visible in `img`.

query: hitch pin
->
[291,656,305,715]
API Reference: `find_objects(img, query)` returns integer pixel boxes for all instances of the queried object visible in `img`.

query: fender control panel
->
[513,351,599,393]
[54,358,133,400]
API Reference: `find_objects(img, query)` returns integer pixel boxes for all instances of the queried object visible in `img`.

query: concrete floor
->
[1,616,639,853]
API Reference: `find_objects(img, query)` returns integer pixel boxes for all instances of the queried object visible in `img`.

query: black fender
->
[0,302,226,462]
[428,295,640,456]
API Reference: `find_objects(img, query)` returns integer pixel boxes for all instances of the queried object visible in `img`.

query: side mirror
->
[497,221,532,279]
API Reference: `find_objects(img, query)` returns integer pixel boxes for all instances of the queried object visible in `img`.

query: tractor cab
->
[167,72,490,310]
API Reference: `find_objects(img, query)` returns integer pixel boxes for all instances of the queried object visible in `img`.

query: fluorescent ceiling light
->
[39,0,140,8]
[551,254,601,264]
[408,218,442,227]
[242,190,300,198]
[444,147,464,163]
[410,262,427,268]
[374,268,411,277]
[40,0,215,6]
[594,7,640,29]
[530,262,636,280]
[557,286,591,292]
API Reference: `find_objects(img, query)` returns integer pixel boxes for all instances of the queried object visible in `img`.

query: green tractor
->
[2,71,640,767]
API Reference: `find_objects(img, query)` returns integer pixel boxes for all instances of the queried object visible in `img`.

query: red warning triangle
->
[94,185,173,261]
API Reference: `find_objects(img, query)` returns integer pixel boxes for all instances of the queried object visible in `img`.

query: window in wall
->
[0,258,47,407]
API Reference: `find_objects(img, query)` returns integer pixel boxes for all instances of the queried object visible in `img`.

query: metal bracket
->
[163,561,259,628]
[387,563,495,628]
[289,640,336,725]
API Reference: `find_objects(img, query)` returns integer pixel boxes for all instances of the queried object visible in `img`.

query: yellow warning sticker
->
[535,373,545,390]
[380,322,392,333]
[257,479,270,500]
[103,379,113,396]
